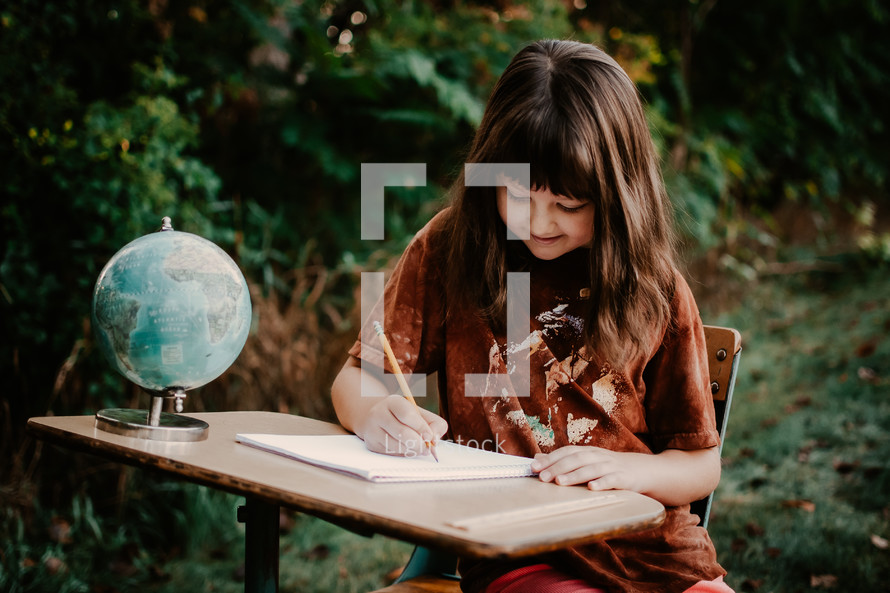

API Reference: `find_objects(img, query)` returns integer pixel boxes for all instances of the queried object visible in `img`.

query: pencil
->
[373,321,439,462]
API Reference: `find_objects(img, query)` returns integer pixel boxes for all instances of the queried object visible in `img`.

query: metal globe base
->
[95,391,208,442]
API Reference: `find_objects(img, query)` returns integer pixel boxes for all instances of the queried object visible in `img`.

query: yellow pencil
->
[373,321,439,462]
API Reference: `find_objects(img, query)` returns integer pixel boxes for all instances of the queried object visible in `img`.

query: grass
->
[4,264,889,592]
[703,264,890,592]
[144,509,413,593]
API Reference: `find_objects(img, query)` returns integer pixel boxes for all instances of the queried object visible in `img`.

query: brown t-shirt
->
[348,211,726,593]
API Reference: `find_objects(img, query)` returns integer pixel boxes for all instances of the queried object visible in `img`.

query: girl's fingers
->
[418,408,449,440]
[587,473,622,491]
[366,395,447,457]
[533,448,621,486]
[534,447,600,474]
[532,446,592,470]
[363,423,425,456]
[387,396,438,441]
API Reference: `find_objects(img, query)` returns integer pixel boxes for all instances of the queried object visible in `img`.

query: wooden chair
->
[371,325,742,593]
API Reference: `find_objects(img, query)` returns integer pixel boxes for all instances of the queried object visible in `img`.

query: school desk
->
[27,411,665,592]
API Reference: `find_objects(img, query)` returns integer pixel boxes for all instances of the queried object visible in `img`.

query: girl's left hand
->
[531,446,651,493]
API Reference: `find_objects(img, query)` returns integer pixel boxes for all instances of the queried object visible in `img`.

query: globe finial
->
[160,216,174,231]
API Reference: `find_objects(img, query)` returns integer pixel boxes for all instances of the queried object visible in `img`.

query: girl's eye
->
[558,203,589,213]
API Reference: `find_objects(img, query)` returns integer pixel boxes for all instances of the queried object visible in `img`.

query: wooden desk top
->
[27,411,665,559]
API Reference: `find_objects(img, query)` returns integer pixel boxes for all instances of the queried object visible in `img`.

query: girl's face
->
[496,181,594,261]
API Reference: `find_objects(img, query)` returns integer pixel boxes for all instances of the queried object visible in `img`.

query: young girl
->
[332,40,734,593]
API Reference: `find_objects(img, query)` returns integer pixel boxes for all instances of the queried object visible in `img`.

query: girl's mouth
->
[531,234,560,245]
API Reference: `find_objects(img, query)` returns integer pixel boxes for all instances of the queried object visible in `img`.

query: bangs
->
[492,104,599,202]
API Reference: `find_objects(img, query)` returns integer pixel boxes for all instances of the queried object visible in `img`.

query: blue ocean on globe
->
[92,228,252,394]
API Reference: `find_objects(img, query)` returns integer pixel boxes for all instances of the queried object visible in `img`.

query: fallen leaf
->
[766,547,782,558]
[810,574,838,588]
[48,516,72,544]
[301,543,331,560]
[741,578,763,591]
[832,459,859,474]
[864,466,883,480]
[749,477,768,489]
[858,366,879,383]
[871,533,889,550]
[745,522,765,537]
[855,340,877,358]
[785,396,813,414]
[731,537,747,552]
[781,499,816,512]
[43,556,64,575]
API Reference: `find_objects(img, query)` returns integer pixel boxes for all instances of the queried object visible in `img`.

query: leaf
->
[871,534,889,550]
[48,516,72,544]
[781,499,816,512]
[855,340,877,358]
[810,574,838,588]
[858,366,879,383]
[43,556,64,575]
[301,543,331,560]
[832,459,859,474]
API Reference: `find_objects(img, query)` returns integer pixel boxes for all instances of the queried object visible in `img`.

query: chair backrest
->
[386,325,742,586]
[691,325,742,527]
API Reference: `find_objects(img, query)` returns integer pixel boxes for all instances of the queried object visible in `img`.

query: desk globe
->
[92,217,251,441]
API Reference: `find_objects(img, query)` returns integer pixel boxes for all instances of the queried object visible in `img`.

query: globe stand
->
[95,388,209,442]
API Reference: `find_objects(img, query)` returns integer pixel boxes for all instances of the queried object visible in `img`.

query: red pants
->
[485,564,735,593]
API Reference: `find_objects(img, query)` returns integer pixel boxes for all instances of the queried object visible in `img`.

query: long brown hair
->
[437,39,678,367]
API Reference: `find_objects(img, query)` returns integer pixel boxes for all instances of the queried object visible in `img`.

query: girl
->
[331,40,734,593]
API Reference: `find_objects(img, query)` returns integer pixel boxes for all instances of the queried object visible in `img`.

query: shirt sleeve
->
[347,220,447,379]
[641,274,721,452]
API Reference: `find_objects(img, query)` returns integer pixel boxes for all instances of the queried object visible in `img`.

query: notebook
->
[235,433,536,483]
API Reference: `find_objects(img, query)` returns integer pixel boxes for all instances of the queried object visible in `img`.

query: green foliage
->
[584,0,890,252]
[1,2,225,433]
[688,0,890,204]
[0,472,243,592]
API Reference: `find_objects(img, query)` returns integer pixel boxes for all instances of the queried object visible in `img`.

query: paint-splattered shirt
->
[348,211,726,593]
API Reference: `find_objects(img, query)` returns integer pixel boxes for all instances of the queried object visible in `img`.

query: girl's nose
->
[529,200,556,236]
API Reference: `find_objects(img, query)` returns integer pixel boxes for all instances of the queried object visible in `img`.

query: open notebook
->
[235,433,536,483]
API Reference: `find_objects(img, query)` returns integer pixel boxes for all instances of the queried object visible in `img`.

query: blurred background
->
[2,1,888,591]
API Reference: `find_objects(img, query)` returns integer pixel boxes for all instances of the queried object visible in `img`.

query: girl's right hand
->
[357,394,448,457]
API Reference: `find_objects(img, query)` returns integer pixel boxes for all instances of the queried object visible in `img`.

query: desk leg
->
[238,498,279,593]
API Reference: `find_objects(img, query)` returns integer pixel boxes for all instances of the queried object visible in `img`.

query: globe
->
[91,217,251,439]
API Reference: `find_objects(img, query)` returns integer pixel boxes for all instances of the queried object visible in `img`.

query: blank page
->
[236,433,535,483]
